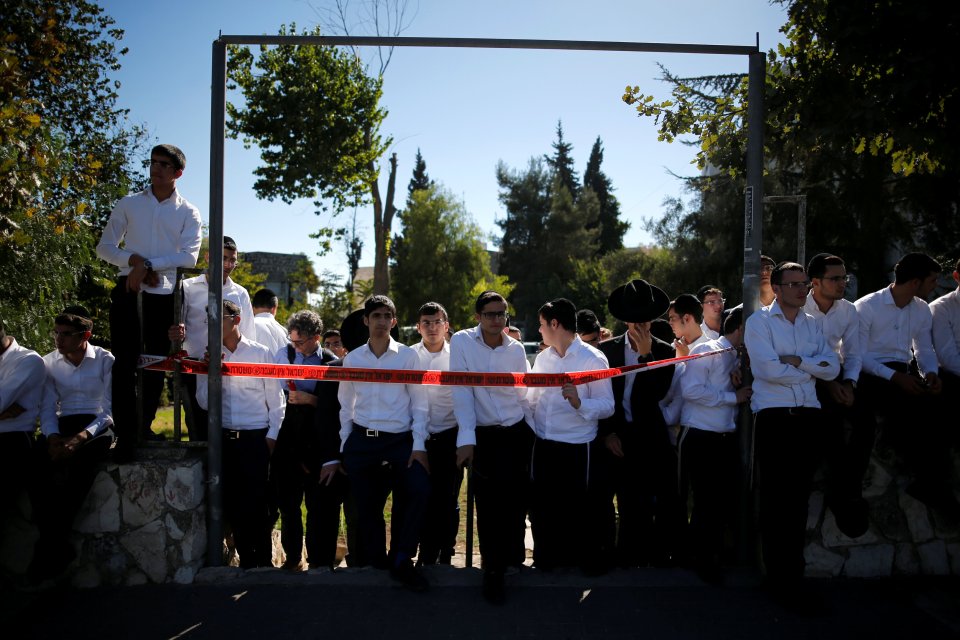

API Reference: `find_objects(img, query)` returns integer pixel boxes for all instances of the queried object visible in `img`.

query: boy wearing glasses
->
[450,290,533,604]
[30,306,114,581]
[744,262,839,604]
[696,286,725,339]
[411,302,460,566]
[96,143,202,457]
[804,253,870,538]
[196,300,285,569]
[168,236,255,441]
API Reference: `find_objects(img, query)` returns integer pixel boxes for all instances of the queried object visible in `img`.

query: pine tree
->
[583,137,629,255]
[407,148,432,200]
[544,121,579,199]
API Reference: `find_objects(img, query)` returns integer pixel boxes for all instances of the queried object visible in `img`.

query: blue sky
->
[98,0,789,284]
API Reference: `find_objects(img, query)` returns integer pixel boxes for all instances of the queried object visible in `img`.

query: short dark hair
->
[807,253,845,280]
[539,298,577,333]
[252,288,279,310]
[152,144,186,170]
[475,290,507,313]
[323,329,341,340]
[696,285,722,303]
[576,309,601,335]
[287,310,323,337]
[771,262,806,285]
[223,236,237,252]
[223,299,241,316]
[364,295,396,317]
[55,305,93,332]
[418,301,448,322]
[723,307,744,336]
[761,254,776,268]
[669,294,703,323]
[894,253,941,284]
[649,318,674,344]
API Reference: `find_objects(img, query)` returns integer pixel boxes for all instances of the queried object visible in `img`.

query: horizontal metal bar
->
[217,35,757,56]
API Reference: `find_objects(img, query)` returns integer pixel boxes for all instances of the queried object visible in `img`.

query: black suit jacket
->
[597,333,676,438]
[277,347,343,472]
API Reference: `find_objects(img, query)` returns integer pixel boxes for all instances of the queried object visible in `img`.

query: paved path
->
[6,566,960,639]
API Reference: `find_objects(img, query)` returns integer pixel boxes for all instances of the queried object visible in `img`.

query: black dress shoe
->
[391,562,429,592]
[482,570,505,604]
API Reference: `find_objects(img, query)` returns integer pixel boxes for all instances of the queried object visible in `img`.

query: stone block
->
[120,520,168,583]
[898,490,935,542]
[894,543,920,575]
[871,491,911,542]
[71,565,101,589]
[821,509,879,547]
[806,491,825,531]
[842,544,894,577]
[75,471,121,533]
[125,570,149,586]
[917,540,950,576]
[181,510,207,565]
[862,458,894,498]
[164,462,205,511]
[947,543,960,576]
[120,465,164,528]
[165,514,185,541]
[174,565,198,584]
[804,542,844,577]
[195,566,243,583]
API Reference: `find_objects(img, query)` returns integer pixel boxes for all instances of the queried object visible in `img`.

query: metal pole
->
[797,196,807,267]
[206,38,227,567]
[136,291,144,447]
[465,464,474,568]
[737,49,766,567]
[172,269,184,443]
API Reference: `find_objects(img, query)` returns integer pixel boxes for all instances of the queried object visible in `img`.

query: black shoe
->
[832,497,870,538]
[482,570,505,604]
[391,562,429,593]
[143,430,166,442]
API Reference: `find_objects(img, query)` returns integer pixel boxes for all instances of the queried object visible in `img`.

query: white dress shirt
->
[854,286,939,380]
[179,275,255,357]
[700,321,720,341]
[96,187,202,294]
[527,337,614,444]
[658,333,712,426]
[411,341,457,434]
[930,287,960,376]
[255,312,289,359]
[744,300,840,411]
[196,336,286,440]
[41,344,113,438]
[621,338,642,423]
[450,326,532,448]
[0,339,45,433]
[680,337,739,433]
[803,292,862,382]
[338,338,429,452]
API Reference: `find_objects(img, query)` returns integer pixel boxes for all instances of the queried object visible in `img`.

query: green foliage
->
[1,0,146,349]
[226,24,389,224]
[583,137,629,254]
[545,121,579,199]
[622,0,960,295]
[391,185,500,329]
[406,148,432,200]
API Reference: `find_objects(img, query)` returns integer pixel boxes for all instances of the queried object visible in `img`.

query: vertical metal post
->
[172,268,185,442]
[206,38,227,567]
[465,465,474,568]
[737,48,765,566]
[136,291,144,446]
[797,196,807,267]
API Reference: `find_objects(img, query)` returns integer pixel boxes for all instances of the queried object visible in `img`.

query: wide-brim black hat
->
[338,308,400,352]
[607,279,670,324]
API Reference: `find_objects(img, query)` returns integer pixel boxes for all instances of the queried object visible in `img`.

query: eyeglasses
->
[50,330,84,338]
[480,311,508,320]
[149,159,177,170]
[288,335,312,346]
[761,265,775,273]
[419,319,447,327]
[703,299,726,307]
[779,281,812,290]
[323,341,342,349]
[822,275,850,283]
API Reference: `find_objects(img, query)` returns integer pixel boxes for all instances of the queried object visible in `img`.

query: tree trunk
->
[371,151,398,296]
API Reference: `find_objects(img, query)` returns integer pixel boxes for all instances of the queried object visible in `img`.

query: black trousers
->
[417,427,463,564]
[678,427,738,568]
[859,366,953,491]
[31,415,113,565]
[342,428,430,569]
[0,431,34,516]
[530,436,594,569]
[473,421,534,572]
[178,372,208,441]
[270,404,345,568]
[814,378,875,507]
[754,407,819,585]
[594,424,685,566]
[109,279,173,451]
[222,427,273,568]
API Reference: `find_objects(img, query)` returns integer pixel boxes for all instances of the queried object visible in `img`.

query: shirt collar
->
[881,285,897,306]
[0,338,19,363]
[418,340,449,355]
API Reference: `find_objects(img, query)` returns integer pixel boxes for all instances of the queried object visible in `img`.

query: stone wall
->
[804,444,960,578]
[0,445,207,587]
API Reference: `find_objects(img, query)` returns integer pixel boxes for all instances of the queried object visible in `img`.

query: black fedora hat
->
[607,279,670,324]
[338,308,400,352]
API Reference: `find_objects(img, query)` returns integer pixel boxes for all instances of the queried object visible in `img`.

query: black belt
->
[477,419,525,430]
[353,424,408,438]
[223,427,268,440]
[761,407,819,416]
